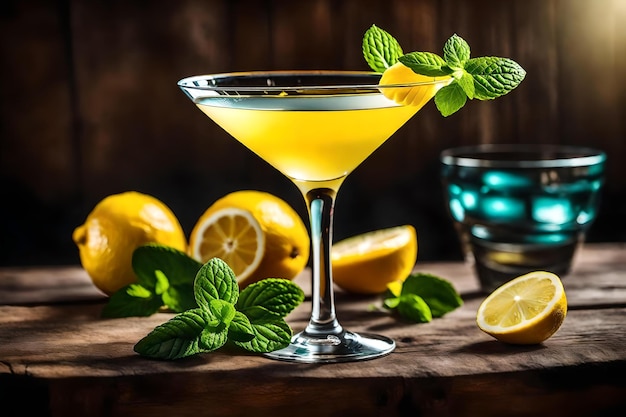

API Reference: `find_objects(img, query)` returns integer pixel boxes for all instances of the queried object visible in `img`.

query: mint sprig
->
[382,273,463,323]
[363,25,526,116]
[134,258,304,360]
[362,24,403,72]
[102,244,203,318]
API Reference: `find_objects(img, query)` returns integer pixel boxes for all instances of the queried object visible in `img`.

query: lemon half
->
[332,225,418,295]
[476,271,568,344]
[189,191,309,288]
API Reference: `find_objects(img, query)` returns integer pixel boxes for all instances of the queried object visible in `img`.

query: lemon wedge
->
[189,191,310,288]
[332,225,418,295]
[476,271,568,344]
[379,62,451,107]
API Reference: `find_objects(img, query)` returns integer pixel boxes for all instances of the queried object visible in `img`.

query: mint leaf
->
[401,273,463,318]
[135,259,299,359]
[399,52,452,77]
[228,311,255,343]
[363,28,525,116]
[133,308,210,360]
[102,284,163,318]
[362,24,403,72]
[379,272,462,323]
[132,244,201,288]
[454,70,475,99]
[236,278,304,318]
[465,56,526,100]
[194,258,239,308]
[397,294,432,323]
[200,326,229,352]
[126,283,152,298]
[443,34,470,69]
[434,83,468,117]
[132,244,203,312]
[154,270,169,295]
[234,306,292,353]
[383,295,400,310]
[162,285,195,314]
[205,298,236,331]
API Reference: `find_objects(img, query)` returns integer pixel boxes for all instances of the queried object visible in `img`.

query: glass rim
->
[177,70,451,92]
[440,144,607,168]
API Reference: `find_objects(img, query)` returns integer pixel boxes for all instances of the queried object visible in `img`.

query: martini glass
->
[178,71,449,363]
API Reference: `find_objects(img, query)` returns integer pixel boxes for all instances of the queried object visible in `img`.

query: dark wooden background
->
[1,0,625,266]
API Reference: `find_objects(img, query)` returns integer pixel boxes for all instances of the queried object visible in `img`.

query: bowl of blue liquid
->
[440,144,606,292]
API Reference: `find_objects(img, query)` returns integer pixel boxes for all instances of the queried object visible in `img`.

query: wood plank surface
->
[1,244,625,416]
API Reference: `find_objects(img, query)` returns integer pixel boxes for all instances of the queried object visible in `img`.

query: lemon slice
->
[190,207,265,282]
[332,225,418,294]
[189,191,310,287]
[379,62,452,108]
[476,271,568,344]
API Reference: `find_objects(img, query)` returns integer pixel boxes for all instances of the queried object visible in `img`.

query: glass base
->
[263,330,395,363]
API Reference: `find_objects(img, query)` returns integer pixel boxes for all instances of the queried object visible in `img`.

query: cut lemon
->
[191,207,265,281]
[189,190,310,288]
[332,225,418,295]
[476,271,568,344]
[379,62,452,108]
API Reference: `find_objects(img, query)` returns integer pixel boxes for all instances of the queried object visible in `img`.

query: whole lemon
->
[72,191,187,295]
[189,190,310,288]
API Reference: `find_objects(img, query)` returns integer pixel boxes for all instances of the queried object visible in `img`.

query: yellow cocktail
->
[196,93,419,186]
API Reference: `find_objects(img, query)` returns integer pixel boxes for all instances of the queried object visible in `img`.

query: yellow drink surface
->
[196,95,419,183]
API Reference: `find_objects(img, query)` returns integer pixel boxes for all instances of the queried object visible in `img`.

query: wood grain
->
[0,244,625,416]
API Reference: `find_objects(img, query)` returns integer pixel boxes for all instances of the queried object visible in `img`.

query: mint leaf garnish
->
[102,244,203,318]
[134,258,304,360]
[397,294,432,323]
[442,34,470,69]
[102,284,163,318]
[399,52,451,77]
[434,83,468,117]
[153,270,169,295]
[401,273,463,318]
[363,27,525,116]
[205,298,236,331]
[133,244,202,289]
[236,278,304,317]
[134,308,212,360]
[465,56,526,100]
[362,24,403,72]
[382,272,463,323]
[233,306,293,353]
[228,311,255,343]
[194,258,239,307]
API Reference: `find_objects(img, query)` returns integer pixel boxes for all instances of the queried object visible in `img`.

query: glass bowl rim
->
[177,70,451,91]
[440,144,607,169]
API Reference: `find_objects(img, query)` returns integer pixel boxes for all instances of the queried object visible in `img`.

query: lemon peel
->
[379,63,452,108]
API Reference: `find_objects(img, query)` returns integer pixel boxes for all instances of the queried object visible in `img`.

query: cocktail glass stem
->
[263,180,395,363]
[303,187,342,336]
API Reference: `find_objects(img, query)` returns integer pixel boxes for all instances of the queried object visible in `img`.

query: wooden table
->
[1,244,625,417]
